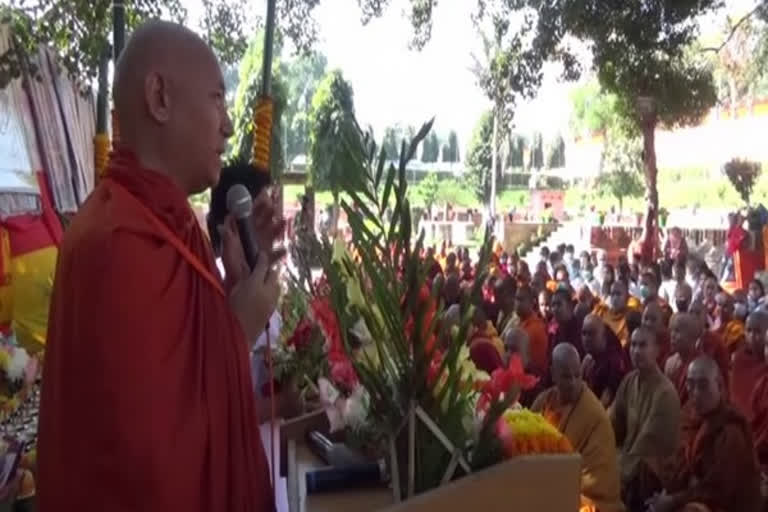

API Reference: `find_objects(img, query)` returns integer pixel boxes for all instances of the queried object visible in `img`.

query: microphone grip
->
[235,217,259,270]
[305,463,383,494]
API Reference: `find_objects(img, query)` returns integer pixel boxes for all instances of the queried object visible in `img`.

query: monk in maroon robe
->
[37,21,281,512]
[730,311,768,420]
[581,314,630,407]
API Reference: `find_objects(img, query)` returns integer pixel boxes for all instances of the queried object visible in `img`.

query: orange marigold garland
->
[496,408,573,458]
[94,133,110,177]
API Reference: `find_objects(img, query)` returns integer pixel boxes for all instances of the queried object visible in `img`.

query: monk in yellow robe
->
[649,356,762,512]
[712,291,745,355]
[532,343,624,512]
[610,326,680,510]
[593,281,636,347]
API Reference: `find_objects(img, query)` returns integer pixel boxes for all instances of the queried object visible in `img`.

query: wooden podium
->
[280,411,581,512]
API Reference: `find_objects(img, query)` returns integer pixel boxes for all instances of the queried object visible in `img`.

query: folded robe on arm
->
[37,151,274,512]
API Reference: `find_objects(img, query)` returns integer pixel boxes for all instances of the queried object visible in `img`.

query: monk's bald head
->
[551,343,582,403]
[114,20,233,194]
[687,355,722,414]
[746,310,768,357]
[581,314,606,355]
[670,312,699,355]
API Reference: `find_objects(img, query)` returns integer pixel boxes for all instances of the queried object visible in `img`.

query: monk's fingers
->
[269,247,287,266]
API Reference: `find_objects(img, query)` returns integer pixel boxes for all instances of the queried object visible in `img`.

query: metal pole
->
[113,0,125,60]
[96,46,110,134]
[261,0,277,96]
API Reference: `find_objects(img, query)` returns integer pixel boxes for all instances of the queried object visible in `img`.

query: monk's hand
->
[251,188,287,256]
[220,213,286,291]
[645,492,675,512]
[229,251,280,342]
[581,354,595,377]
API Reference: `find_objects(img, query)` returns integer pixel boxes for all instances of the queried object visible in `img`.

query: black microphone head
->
[226,184,253,220]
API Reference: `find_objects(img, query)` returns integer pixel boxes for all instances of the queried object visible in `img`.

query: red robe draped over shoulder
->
[37,151,274,512]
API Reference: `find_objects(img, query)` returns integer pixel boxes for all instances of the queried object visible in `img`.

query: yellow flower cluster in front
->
[501,409,573,457]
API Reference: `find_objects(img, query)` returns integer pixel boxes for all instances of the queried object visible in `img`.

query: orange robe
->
[663,403,762,512]
[37,152,274,512]
[714,320,745,355]
[665,335,729,407]
[520,314,550,375]
[592,302,630,347]
[729,347,767,421]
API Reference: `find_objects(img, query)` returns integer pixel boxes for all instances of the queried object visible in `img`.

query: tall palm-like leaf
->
[317,116,506,493]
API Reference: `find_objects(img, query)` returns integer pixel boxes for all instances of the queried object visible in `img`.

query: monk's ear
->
[144,71,171,124]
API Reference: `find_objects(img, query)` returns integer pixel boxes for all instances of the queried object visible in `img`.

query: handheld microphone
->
[226,184,259,270]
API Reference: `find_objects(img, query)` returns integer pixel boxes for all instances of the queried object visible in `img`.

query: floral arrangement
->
[724,158,762,207]
[496,409,573,458]
[0,336,37,420]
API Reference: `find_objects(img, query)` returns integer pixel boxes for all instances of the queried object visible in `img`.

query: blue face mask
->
[582,271,593,281]
[639,285,652,300]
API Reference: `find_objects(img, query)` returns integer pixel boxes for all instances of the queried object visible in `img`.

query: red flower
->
[329,355,358,393]
[427,349,444,387]
[476,354,539,412]
[404,285,438,354]
[286,318,314,352]
[311,296,343,355]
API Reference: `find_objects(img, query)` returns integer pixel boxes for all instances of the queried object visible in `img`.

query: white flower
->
[350,318,373,346]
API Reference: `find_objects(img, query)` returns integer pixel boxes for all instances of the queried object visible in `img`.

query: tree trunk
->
[490,110,499,218]
[641,120,658,215]
[728,75,738,119]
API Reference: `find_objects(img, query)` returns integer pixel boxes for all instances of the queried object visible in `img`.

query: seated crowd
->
[429,242,768,512]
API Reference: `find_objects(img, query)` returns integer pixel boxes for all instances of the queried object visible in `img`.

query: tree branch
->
[701,4,764,53]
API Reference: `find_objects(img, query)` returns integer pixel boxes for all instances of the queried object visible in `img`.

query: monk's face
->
[746,315,766,356]
[515,290,534,319]
[164,46,233,194]
[538,291,552,319]
[581,318,604,354]
[552,359,582,403]
[630,329,658,371]
[641,305,663,333]
[686,363,721,415]
[550,294,572,324]
[609,283,628,313]
[714,293,733,323]
[670,315,696,354]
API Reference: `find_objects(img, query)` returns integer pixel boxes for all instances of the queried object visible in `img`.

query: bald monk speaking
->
[37,21,281,511]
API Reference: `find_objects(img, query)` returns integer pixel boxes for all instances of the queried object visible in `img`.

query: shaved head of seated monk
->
[504,327,530,368]
[648,356,762,512]
[729,311,768,419]
[533,343,624,512]
[37,21,283,512]
[611,326,681,510]
[714,291,746,354]
[581,314,630,407]
[643,300,671,364]
[674,282,693,313]
[551,342,583,403]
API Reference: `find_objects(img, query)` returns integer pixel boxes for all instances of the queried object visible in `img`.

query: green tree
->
[470,1,545,214]
[283,51,328,161]
[308,69,356,193]
[530,132,544,170]
[0,0,258,87]
[465,111,501,204]
[547,134,566,169]
[446,130,460,162]
[229,34,287,176]
[596,136,645,212]
[411,171,440,216]
[422,132,440,163]
[569,80,632,137]
[531,0,721,225]
[382,126,402,160]
[506,133,526,170]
